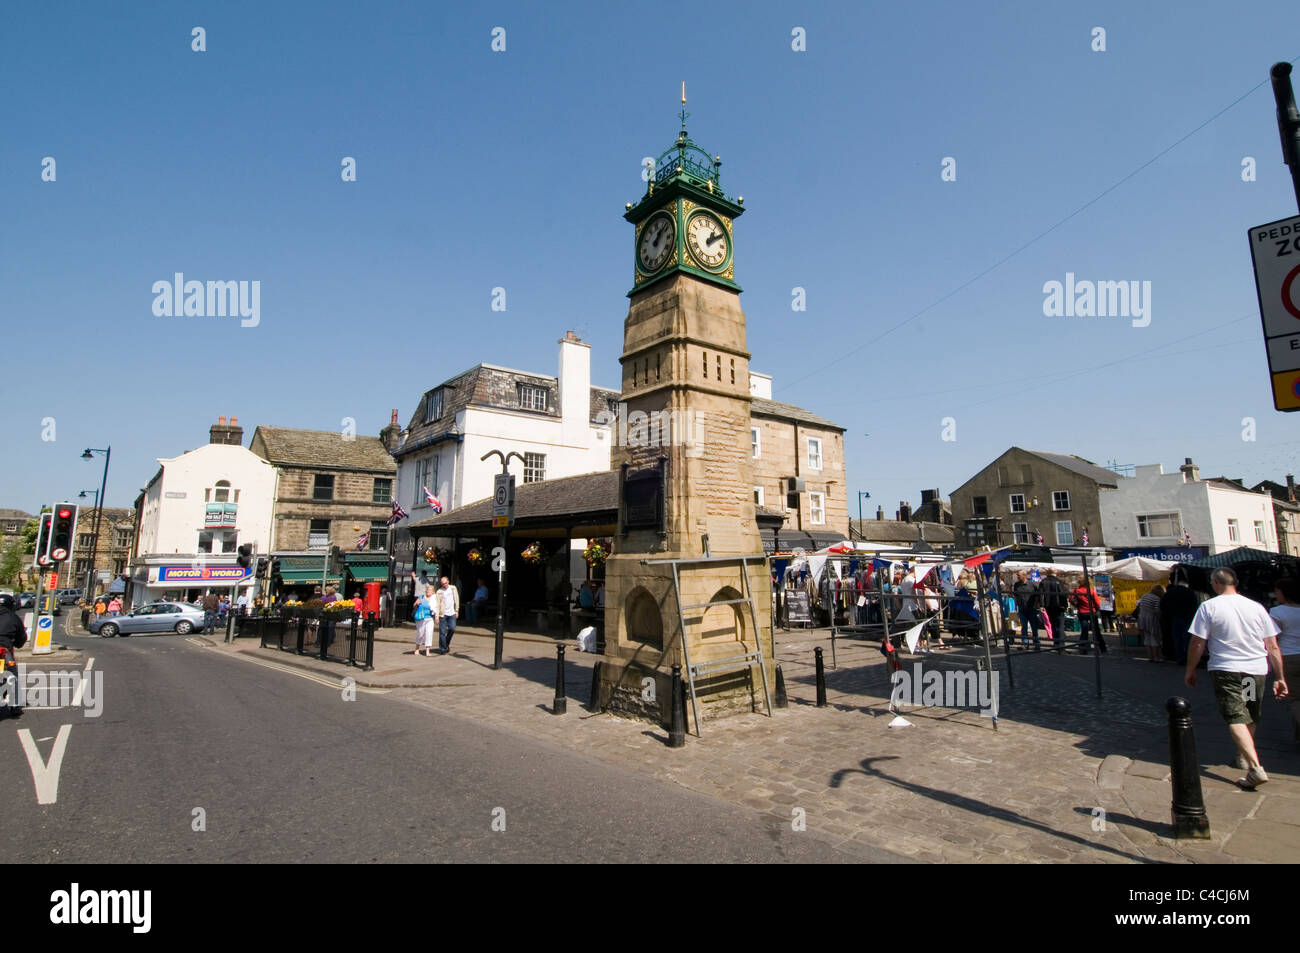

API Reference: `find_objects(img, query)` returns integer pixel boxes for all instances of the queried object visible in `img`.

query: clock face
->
[637,214,675,273]
[686,212,728,270]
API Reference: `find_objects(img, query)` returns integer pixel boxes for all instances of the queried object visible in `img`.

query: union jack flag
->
[356,531,369,550]
[424,486,442,514]
[386,500,408,526]
[1034,531,1043,545]
[1081,529,1089,546]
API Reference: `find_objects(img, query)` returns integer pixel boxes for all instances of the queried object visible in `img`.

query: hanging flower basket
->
[422,547,437,563]
[467,547,485,566]
[521,542,546,565]
[583,540,609,567]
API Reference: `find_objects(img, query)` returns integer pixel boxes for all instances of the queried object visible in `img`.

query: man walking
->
[1012,571,1041,650]
[436,576,460,654]
[1039,569,1068,653]
[1186,568,1288,790]
[201,590,219,635]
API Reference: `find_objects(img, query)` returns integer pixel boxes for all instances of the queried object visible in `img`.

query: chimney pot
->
[218,416,226,426]
[876,507,884,521]
[391,409,399,425]
[230,416,237,426]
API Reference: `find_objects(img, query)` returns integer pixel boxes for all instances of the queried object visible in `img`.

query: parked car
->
[18,593,35,609]
[58,589,82,605]
[89,602,206,638]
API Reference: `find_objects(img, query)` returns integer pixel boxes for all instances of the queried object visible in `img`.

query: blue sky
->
[3,0,1299,518]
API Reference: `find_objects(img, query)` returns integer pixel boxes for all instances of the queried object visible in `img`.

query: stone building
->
[249,425,398,597]
[70,507,136,597]
[1251,476,1300,558]
[951,448,1121,549]
[747,372,848,547]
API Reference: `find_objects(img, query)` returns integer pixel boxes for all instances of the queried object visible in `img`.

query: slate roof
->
[0,509,33,520]
[1023,450,1121,487]
[250,426,396,473]
[408,470,619,534]
[850,520,955,544]
[750,397,844,432]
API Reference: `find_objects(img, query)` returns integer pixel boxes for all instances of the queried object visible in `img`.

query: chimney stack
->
[380,408,403,454]
[1179,457,1200,484]
[876,506,884,521]
[209,415,243,446]
[1288,474,1296,502]
[899,502,912,523]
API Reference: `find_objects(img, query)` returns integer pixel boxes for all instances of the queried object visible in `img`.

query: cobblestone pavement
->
[209,622,1300,863]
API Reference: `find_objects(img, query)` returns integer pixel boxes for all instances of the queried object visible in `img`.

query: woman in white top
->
[410,573,438,657]
[1271,577,1300,742]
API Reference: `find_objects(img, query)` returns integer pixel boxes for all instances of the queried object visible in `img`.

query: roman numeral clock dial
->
[686,212,727,270]
[638,213,675,273]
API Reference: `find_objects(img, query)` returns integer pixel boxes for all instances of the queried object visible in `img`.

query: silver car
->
[91,601,206,638]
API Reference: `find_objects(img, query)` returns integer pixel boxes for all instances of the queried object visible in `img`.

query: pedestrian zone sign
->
[1248,212,1300,410]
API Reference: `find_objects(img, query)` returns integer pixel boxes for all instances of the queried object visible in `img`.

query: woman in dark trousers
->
[1160,570,1201,664]
[1038,569,1069,652]
[1071,581,1105,654]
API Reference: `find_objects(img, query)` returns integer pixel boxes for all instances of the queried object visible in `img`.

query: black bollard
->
[552,644,567,715]
[1166,697,1211,839]
[588,660,603,712]
[363,612,376,671]
[296,616,306,655]
[668,664,686,747]
[774,664,789,709]
[815,646,827,708]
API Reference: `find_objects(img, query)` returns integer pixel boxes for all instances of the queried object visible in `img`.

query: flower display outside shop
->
[521,541,546,565]
[583,540,609,567]
[322,599,358,617]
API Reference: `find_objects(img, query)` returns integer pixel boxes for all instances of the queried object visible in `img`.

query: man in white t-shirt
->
[1186,568,1289,789]
[436,576,460,654]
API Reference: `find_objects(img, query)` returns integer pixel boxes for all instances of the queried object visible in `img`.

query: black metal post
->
[318,614,329,660]
[1081,551,1102,699]
[588,660,603,712]
[774,664,789,709]
[814,646,827,707]
[552,643,567,715]
[1166,697,1211,838]
[1271,62,1300,212]
[296,615,306,655]
[347,614,359,666]
[668,664,685,747]
[494,525,507,670]
[363,611,376,670]
[985,571,1014,690]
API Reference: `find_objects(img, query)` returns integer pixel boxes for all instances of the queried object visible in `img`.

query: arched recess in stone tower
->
[624,586,663,649]
[700,586,746,642]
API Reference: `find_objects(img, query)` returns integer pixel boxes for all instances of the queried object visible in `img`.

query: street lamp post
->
[855,491,871,537]
[481,449,524,670]
[81,447,111,600]
[77,488,100,596]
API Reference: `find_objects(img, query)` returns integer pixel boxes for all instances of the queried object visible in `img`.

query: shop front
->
[127,556,254,607]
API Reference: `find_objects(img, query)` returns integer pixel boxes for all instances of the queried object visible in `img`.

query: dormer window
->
[423,389,444,423]
[518,384,547,411]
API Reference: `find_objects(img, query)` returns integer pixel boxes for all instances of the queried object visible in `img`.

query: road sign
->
[492,473,515,525]
[491,516,510,528]
[48,571,58,589]
[33,614,54,655]
[1248,213,1300,411]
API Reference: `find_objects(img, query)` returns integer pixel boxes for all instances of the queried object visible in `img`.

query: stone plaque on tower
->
[598,91,774,728]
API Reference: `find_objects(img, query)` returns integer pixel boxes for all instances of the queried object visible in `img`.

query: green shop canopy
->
[279,571,342,584]
[345,558,390,582]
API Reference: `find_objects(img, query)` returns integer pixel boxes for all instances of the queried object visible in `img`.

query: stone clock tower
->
[598,95,774,728]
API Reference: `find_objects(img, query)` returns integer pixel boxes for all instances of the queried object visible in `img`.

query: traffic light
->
[34,513,53,567]
[255,556,269,576]
[48,503,79,564]
[236,543,253,570]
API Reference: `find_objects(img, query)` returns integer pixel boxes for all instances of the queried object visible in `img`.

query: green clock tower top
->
[626,85,743,295]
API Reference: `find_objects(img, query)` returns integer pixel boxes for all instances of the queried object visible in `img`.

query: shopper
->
[1137,585,1166,662]
[1270,577,1300,744]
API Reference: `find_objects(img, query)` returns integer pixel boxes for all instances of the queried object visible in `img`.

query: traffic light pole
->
[1271,63,1300,213]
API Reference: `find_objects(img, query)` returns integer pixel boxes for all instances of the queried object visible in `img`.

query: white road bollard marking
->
[17,724,72,805]
[71,657,94,709]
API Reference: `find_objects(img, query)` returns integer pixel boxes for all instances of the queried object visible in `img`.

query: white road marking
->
[189,641,390,693]
[17,724,72,805]
[71,657,94,708]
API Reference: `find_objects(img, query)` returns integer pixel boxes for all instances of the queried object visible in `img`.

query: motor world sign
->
[1248,212,1300,410]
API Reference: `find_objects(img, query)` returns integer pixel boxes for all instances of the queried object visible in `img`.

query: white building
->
[128,416,277,606]
[1098,457,1279,557]
[390,331,618,571]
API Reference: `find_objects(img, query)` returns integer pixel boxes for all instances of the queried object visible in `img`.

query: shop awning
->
[107,577,127,594]
[345,560,390,581]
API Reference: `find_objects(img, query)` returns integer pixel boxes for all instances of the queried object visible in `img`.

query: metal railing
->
[253,612,377,670]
